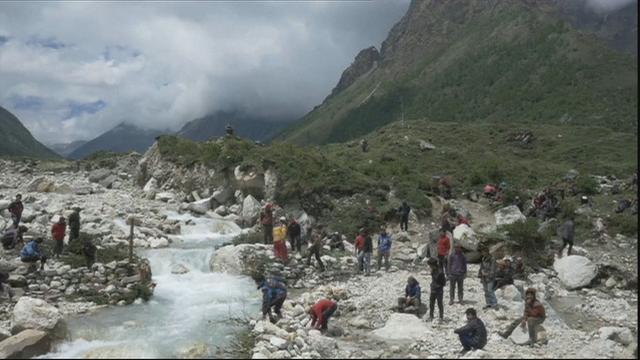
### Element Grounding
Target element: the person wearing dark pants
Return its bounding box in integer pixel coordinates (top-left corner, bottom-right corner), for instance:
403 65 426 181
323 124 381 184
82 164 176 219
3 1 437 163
20 238 47 271
398 201 411 231
437 230 450 275
260 204 274 245
68 207 81 243
558 218 575 257
51 216 66 257
499 288 546 346
377 229 392 271
308 299 338 332
306 232 325 271
288 219 302 253
428 258 446 321
454 308 487 354
8 194 23 227
448 245 467 305
258 276 287 323
478 245 497 309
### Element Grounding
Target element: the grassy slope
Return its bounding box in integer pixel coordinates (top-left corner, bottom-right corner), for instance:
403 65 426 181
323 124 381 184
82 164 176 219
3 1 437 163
280 1 637 145
0 106 60 159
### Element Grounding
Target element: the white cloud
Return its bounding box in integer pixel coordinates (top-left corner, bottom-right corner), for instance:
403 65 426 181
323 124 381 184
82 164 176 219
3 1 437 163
0 1 410 143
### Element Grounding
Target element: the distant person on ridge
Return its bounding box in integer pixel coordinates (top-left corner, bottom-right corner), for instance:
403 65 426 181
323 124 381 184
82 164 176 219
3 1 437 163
398 201 411 231
454 308 487 354
360 138 368 152
51 215 67 258
260 203 274 245
8 194 24 227
225 123 234 136
273 216 288 263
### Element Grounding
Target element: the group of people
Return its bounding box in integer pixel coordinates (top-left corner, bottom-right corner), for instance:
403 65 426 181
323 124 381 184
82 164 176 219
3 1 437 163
1 194 95 272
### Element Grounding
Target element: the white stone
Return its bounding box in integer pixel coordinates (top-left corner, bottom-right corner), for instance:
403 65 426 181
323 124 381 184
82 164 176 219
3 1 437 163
553 255 597 290
371 313 432 341
269 336 289 350
155 192 175 202
497 285 522 302
306 330 337 357
598 327 634 346
171 264 190 275
494 205 526 227
187 197 213 215
242 195 262 224
149 237 169 249
11 297 65 338
453 224 479 251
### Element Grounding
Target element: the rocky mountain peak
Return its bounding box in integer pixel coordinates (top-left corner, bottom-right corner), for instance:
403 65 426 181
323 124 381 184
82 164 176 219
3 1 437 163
328 46 380 99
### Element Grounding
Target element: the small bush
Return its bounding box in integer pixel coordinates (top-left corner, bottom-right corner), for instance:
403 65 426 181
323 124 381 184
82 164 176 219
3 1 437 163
576 176 599 195
607 214 638 237
501 218 552 267
558 200 577 220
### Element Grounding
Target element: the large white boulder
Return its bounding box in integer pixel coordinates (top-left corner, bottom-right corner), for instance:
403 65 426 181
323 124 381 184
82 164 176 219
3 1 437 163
497 284 522 302
371 313 432 341
210 243 271 275
0 329 51 359
495 205 526 227
598 327 634 346
242 195 262 224
0 200 10 211
142 178 158 199
212 187 234 204
187 197 213 215
553 255 597 290
11 297 66 339
453 224 479 251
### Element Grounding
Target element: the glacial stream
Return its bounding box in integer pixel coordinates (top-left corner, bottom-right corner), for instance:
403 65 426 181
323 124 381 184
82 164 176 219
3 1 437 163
42 212 261 358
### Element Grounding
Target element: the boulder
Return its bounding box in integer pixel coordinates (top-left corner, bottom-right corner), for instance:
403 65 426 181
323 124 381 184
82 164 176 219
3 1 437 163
149 237 169 248
371 313 432 341
307 330 337 357
497 284 522 302
598 327 634 346
242 195 262 224
26 177 56 193
453 224 478 251
11 297 66 339
495 205 526 227
264 168 278 201
0 199 11 211
187 197 213 215
419 140 436 151
391 232 411 243
553 255 597 290
214 205 229 216
88 169 111 183
210 244 271 276
509 325 546 345
99 175 118 189
269 336 289 350
155 192 175 202
0 329 51 359
171 264 190 275
8 274 27 288
142 178 158 199
176 342 209 358
212 187 234 204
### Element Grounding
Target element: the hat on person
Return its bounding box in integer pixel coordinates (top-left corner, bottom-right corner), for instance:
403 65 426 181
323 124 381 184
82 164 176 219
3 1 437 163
280 216 286 222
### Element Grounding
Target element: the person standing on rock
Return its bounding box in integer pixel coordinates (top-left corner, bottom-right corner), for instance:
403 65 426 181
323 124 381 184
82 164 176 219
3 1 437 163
51 215 67 258
354 229 366 273
454 308 487 354
8 194 24 227
376 228 392 271
437 230 451 275
499 288 546 346
448 245 467 305
428 258 446 322
273 216 289 263
398 276 421 315
260 204 274 245
288 218 302 253
68 206 81 243
306 229 325 272
557 217 575 257
20 237 47 271
398 201 411 231
308 298 338 332
478 245 498 310
1 225 27 250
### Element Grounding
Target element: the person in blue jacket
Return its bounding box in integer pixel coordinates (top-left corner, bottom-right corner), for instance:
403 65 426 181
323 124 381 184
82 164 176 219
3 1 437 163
398 276 421 315
20 237 47 270
377 228 392 271
258 275 288 323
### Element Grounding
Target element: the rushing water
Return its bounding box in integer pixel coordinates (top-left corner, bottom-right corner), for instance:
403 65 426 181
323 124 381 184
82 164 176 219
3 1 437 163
42 212 261 358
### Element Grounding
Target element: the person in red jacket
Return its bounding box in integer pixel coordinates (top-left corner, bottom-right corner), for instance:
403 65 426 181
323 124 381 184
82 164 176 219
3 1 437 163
307 299 338 332
437 230 451 275
51 216 67 257
499 287 546 346
456 214 470 226
354 229 365 273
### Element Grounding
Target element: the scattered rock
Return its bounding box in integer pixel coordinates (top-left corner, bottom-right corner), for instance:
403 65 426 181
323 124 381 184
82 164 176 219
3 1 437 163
553 255 597 290
494 205 526 227
0 329 51 359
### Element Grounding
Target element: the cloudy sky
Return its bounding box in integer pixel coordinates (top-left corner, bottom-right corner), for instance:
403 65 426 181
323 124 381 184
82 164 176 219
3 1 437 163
0 1 410 144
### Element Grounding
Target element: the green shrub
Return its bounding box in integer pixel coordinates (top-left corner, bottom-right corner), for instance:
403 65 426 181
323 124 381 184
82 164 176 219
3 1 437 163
576 176 599 195
607 214 638 237
501 218 552 267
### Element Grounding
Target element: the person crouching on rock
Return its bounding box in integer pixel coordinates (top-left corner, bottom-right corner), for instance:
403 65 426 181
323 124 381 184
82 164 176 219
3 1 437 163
398 276 421 315
20 237 47 271
454 308 487 354
258 275 287 323
499 287 546 346
1 225 28 250
273 216 289 263
308 298 338 333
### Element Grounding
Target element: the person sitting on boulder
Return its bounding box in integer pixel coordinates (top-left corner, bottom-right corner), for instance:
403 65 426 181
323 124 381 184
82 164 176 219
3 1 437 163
495 257 514 289
427 258 446 322
499 287 546 346
8 194 24 227
288 218 302 253
1 225 28 250
398 276 421 315
454 308 487 354
273 216 289 263
51 215 67 258
20 237 47 271
258 275 288 323
329 232 344 251
308 298 338 332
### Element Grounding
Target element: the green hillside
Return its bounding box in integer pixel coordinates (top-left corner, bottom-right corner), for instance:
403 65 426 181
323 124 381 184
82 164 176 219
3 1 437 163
0 106 60 159
280 0 637 145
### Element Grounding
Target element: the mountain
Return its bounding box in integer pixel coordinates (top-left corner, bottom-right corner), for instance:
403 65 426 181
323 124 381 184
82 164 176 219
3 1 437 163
279 0 637 145
68 123 166 160
48 140 88 158
177 110 294 142
0 106 60 159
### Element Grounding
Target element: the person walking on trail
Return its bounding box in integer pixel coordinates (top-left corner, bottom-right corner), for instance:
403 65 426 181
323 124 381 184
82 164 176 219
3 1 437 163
448 245 467 305
8 194 24 227
478 245 498 310
258 275 287 323
398 201 411 231
398 276 421 315
308 299 338 332
437 230 451 275
20 237 47 271
499 288 546 346
428 258 446 322
51 216 67 258
273 217 288 263
306 230 325 271
68 206 81 243
377 228 392 271
260 204 274 245
557 217 575 257
288 218 302 253
1 225 27 250
454 308 487 354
